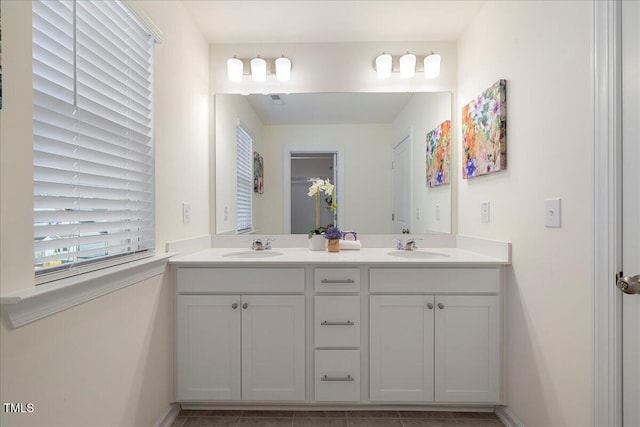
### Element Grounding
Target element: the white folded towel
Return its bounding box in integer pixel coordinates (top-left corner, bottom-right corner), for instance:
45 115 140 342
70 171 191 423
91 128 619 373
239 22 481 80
339 240 362 250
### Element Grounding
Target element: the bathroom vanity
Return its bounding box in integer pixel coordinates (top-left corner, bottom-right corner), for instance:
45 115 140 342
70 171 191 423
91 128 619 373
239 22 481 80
170 241 509 409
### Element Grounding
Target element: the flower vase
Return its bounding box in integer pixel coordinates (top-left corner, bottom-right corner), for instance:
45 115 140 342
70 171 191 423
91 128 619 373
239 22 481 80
327 239 340 253
308 234 326 251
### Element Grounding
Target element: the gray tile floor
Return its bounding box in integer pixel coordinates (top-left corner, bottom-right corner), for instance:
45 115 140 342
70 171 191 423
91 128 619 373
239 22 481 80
172 410 504 427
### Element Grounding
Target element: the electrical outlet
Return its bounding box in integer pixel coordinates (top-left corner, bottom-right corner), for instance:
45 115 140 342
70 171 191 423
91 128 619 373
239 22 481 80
182 202 191 224
416 207 421 220
481 201 490 224
224 206 228 221
436 205 441 221
545 198 561 227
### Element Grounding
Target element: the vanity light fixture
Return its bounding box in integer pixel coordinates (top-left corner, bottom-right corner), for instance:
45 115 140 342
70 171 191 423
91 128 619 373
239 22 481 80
373 51 442 79
226 55 293 82
424 52 441 79
399 52 416 79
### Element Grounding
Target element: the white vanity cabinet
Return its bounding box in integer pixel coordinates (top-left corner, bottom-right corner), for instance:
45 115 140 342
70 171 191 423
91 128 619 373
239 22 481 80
177 268 306 402
369 268 501 404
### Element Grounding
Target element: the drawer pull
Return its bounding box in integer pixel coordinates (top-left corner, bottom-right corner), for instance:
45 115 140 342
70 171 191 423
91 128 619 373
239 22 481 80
321 320 355 326
321 375 354 382
320 279 355 284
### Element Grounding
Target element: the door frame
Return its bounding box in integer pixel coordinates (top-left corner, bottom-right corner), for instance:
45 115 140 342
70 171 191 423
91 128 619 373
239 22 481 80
391 127 413 233
593 0 623 425
283 145 345 234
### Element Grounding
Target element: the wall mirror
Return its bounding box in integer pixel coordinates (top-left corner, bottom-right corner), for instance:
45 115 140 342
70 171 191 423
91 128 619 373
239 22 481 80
215 92 452 235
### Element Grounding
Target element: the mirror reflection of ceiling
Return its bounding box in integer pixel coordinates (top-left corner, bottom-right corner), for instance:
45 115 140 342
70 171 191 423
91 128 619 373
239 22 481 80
183 1 487 43
245 93 414 125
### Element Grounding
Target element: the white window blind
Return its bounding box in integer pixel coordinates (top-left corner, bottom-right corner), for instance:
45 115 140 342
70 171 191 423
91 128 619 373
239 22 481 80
33 0 156 280
236 125 253 233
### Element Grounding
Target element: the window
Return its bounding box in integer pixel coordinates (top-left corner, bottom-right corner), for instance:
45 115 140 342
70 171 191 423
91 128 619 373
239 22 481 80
236 124 253 233
32 0 156 282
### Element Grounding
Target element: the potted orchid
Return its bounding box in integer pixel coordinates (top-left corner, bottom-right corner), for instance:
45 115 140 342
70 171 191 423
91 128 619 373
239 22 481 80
324 226 342 253
307 178 337 251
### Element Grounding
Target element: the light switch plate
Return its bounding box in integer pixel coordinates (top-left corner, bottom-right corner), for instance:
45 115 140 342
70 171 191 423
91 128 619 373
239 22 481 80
182 202 191 224
545 198 561 227
481 201 490 224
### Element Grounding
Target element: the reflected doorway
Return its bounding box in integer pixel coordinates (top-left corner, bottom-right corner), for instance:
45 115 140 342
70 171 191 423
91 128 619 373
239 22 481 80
283 146 345 234
290 153 337 234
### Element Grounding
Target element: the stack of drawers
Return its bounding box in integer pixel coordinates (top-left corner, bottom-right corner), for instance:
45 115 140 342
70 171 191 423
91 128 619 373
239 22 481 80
313 268 361 402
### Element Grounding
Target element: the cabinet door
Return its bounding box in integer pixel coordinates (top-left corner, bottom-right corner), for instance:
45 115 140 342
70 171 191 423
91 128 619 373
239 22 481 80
241 295 305 401
177 295 241 401
370 295 435 401
434 295 500 402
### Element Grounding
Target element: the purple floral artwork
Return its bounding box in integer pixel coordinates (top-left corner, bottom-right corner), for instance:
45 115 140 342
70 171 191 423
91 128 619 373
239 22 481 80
462 79 507 179
426 120 451 187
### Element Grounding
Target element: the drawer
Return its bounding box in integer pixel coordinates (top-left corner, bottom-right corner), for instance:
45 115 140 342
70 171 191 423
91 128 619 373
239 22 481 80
370 268 500 294
315 350 360 402
314 296 360 347
314 268 360 292
177 268 305 293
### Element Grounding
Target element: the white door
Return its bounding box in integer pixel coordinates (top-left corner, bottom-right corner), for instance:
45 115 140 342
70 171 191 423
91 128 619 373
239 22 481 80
392 133 412 234
241 295 305 401
434 295 500 403
177 295 241 401
369 295 434 401
622 2 640 425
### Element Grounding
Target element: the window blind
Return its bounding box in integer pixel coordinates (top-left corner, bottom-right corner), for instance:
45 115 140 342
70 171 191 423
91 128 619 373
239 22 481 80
33 0 155 279
236 125 253 233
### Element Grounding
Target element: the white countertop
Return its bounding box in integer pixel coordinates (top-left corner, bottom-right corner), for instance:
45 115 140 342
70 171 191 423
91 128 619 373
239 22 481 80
169 247 510 266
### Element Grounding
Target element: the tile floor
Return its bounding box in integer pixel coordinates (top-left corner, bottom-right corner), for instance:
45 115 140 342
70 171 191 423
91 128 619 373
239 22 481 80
172 410 505 427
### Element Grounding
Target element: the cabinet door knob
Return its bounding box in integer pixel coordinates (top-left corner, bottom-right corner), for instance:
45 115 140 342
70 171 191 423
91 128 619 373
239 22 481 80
437 303 445 309
426 303 434 310
231 303 238 309
242 303 248 309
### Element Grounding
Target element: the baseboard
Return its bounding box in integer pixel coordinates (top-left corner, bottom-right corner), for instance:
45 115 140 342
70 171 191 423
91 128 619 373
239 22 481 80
495 406 525 427
154 403 181 427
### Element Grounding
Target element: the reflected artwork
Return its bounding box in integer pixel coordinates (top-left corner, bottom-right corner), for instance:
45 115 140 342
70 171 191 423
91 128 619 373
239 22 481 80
253 151 264 194
462 79 507 179
426 119 451 187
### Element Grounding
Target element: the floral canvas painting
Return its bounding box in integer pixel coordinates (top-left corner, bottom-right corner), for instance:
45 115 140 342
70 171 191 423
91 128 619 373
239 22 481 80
462 79 507 179
426 119 451 187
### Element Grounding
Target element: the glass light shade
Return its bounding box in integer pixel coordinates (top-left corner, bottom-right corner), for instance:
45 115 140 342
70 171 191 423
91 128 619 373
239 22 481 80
251 57 267 82
375 53 392 79
399 53 416 78
227 57 243 82
424 53 441 79
275 56 292 81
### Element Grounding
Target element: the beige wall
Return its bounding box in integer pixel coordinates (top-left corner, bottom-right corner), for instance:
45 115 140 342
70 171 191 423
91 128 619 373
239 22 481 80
392 92 452 234
457 1 592 425
262 123 393 233
0 1 210 425
0 274 172 427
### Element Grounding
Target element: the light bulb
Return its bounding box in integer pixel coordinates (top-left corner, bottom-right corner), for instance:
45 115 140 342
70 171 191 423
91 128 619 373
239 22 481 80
399 53 416 79
424 53 441 79
227 57 243 82
275 56 291 81
375 53 392 79
251 57 267 82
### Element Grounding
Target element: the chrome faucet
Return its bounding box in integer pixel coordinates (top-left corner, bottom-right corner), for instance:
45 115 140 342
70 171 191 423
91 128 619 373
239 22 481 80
396 238 420 251
251 238 273 251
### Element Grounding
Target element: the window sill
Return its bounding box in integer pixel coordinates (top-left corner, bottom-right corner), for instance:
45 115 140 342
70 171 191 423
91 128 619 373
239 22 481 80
0 253 175 329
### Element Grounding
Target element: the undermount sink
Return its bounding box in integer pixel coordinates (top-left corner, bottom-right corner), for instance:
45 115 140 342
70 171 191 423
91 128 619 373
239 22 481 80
222 250 284 258
387 250 450 259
